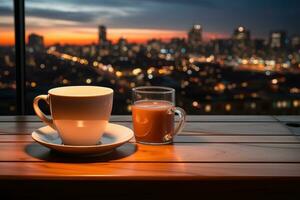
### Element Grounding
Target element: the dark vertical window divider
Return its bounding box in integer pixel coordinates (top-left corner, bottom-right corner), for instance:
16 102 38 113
13 0 26 115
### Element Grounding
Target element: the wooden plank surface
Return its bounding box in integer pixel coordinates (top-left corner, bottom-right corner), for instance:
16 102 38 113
0 115 276 122
0 121 293 136
1 135 299 143
274 116 300 122
0 162 299 180
181 122 292 136
1 115 298 122
0 115 299 183
0 142 299 163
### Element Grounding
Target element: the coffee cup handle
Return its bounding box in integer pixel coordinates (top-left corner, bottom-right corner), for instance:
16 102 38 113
33 95 56 130
164 107 186 142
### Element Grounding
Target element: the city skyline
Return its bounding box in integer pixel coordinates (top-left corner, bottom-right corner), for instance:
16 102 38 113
1 0 300 46
2 24 299 47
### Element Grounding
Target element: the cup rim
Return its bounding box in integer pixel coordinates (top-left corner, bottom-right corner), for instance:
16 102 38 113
132 86 175 94
48 86 113 97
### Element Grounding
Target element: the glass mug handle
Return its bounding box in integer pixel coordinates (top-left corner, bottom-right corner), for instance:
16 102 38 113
33 95 56 130
164 107 186 142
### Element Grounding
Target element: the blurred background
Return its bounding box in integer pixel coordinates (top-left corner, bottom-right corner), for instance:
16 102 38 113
1 0 300 115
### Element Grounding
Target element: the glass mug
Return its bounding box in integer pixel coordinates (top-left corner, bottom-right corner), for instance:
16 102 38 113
131 86 186 144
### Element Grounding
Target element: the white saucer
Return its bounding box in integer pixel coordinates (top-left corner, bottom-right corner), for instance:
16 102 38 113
31 123 134 155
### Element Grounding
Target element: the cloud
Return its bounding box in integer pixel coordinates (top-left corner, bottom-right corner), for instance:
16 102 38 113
23 0 216 26
26 8 98 23
0 5 13 16
145 0 217 7
1 0 300 38
26 0 216 8
24 0 142 26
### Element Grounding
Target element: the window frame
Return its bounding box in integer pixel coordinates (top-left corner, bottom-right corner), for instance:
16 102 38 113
13 0 26 115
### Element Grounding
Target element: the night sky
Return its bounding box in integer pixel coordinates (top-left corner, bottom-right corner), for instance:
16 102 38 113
1 0 300 45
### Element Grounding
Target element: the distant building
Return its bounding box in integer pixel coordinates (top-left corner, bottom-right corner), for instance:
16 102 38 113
81 43 97 57
28 33 44 52
117 37 128 56
98 25 111 57
290 35 300 49
188 25 203 48
269 31 287 49
147 39 163 52
213 39 233 55
169 38 187 54
253 39 266 52
170 38 186 47
232 26 251 53
98 25 107 45
233 26 250 41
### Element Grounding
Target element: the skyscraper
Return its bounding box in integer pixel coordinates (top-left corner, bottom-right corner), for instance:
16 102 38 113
28 33 44 52
98 25 107 45
117 37 128 56
253 39 266 52
213 39 233 55
233 26 250 41
269 31 287 49
290 35 300 49
188 25 203 48
232 26 251 55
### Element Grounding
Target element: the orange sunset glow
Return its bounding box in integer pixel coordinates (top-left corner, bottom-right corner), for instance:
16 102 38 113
0 27 227 46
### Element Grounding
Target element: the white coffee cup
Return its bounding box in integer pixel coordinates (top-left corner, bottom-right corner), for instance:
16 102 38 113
33 86 113 146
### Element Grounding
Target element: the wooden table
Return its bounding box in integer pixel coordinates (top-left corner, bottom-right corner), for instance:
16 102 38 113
1 115 300 199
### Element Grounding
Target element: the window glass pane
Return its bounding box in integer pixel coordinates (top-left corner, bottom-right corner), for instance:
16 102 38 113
25 0 300 114
0 0 16 115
